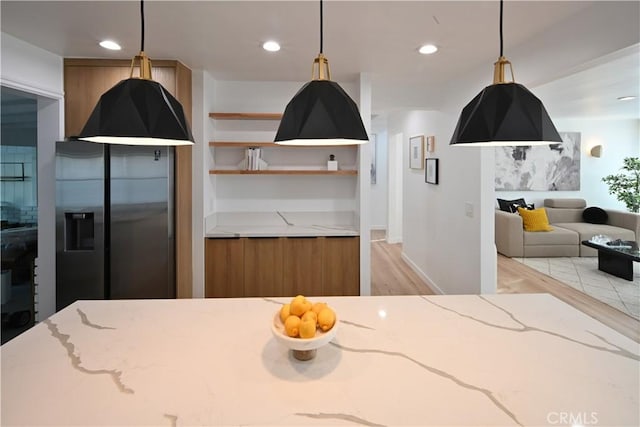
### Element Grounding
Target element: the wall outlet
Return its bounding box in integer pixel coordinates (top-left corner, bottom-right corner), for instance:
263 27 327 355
465 202 474 218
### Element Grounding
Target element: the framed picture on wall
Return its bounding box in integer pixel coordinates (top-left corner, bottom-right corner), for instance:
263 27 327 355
426 158 439 184
409 135 424 169
426 135 435 153
370 134 377 184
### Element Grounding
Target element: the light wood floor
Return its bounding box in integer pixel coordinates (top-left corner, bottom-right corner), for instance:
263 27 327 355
370 231 639 343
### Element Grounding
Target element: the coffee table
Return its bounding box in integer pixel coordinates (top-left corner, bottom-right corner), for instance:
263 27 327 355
581 240 640 281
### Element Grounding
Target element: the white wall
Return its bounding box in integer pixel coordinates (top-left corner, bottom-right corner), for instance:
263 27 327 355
370 116 388 230
496 118 640 211
387 132 403 244
1 32 64 320
387 110 495 295
209 79 360 213
190 69 218 298
357 73 372 296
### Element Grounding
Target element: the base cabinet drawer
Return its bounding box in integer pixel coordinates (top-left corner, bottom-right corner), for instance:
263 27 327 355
205 236 359 297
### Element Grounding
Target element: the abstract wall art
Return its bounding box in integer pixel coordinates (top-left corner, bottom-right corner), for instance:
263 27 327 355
495 132 581 191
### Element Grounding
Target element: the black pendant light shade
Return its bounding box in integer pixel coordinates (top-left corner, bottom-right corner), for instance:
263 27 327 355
275 80 369 145
450 82 562 146
78 78 193 146
78 0 193 146
450 0 560 147
275 0 368 146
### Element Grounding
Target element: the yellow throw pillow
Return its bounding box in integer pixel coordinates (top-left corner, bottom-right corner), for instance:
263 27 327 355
517 207 554 232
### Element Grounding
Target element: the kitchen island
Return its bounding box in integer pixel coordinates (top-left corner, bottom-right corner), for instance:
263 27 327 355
1 294 638 426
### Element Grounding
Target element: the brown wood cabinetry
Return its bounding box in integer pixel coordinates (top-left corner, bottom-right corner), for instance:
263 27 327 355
283 237 323 297
204 238 244 298
205 236 359 298
244 237 284 297
63 58 193 298
322 237 360 296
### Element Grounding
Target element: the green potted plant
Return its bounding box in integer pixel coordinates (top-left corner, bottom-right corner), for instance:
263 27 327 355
602 157 640 213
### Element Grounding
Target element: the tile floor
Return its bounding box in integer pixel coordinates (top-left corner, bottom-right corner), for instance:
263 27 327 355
515 257 640 320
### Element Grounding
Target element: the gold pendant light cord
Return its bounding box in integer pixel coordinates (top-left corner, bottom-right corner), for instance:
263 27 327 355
130 0 153 80
312 0 331 81
493 0 514 84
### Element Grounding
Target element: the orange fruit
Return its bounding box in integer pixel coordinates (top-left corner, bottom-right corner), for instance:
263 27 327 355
290 298 311 317
299 319 317 339
317 307 336 332
284 315 301 337
301 310 317 324
279 304 291 323
312 302 327 315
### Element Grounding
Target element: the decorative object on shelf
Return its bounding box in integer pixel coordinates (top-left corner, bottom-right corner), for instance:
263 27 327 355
327 154 338 171
409 135 424 170
78 0 193 146
602 157 640 213
495 132 581 191
209 112 358 175
426 135 435 153
274 0 368 146
426 158 439 184
449 0 561 147
590 145 603 158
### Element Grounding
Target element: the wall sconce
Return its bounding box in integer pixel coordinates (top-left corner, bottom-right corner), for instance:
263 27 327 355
590 145 603 158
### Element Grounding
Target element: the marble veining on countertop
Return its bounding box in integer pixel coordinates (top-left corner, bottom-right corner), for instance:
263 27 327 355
1 294 638 426
205 211 359 237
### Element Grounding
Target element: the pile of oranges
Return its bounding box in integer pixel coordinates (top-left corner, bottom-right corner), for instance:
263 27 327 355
279 295 336 339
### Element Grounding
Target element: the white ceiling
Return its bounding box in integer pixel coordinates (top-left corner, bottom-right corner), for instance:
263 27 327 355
1 1 639 118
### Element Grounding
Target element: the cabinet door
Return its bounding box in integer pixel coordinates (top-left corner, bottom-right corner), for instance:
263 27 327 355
64 65 130 137
205 238 244 298
244 237 284 297
322 237 360 296
283 237 323 297
64 61 178 138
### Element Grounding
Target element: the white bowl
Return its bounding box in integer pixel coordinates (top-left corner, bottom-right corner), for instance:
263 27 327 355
271 311 338 352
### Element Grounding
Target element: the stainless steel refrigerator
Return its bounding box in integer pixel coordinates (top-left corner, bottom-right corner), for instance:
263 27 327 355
55 141 175 310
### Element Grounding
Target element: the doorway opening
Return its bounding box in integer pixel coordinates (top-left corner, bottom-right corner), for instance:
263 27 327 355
1 86 38 343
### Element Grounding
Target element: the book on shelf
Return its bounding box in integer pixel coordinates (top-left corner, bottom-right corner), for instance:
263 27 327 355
237 148 268 171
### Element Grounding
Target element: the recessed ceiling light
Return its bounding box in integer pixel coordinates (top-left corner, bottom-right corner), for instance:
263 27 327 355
418 44 438 55
99 40 121 51
262 41 281 52
617 96 637 101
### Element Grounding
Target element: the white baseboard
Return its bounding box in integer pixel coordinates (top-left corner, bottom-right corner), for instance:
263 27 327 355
387 235 402 244
400 252 444 295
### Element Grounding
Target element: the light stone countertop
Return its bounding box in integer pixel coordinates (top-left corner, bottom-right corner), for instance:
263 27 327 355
1 294 638 426
205 211 359 237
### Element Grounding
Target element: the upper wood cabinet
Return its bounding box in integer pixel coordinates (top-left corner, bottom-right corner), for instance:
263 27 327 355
64 59 192 137
63 58 193 298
